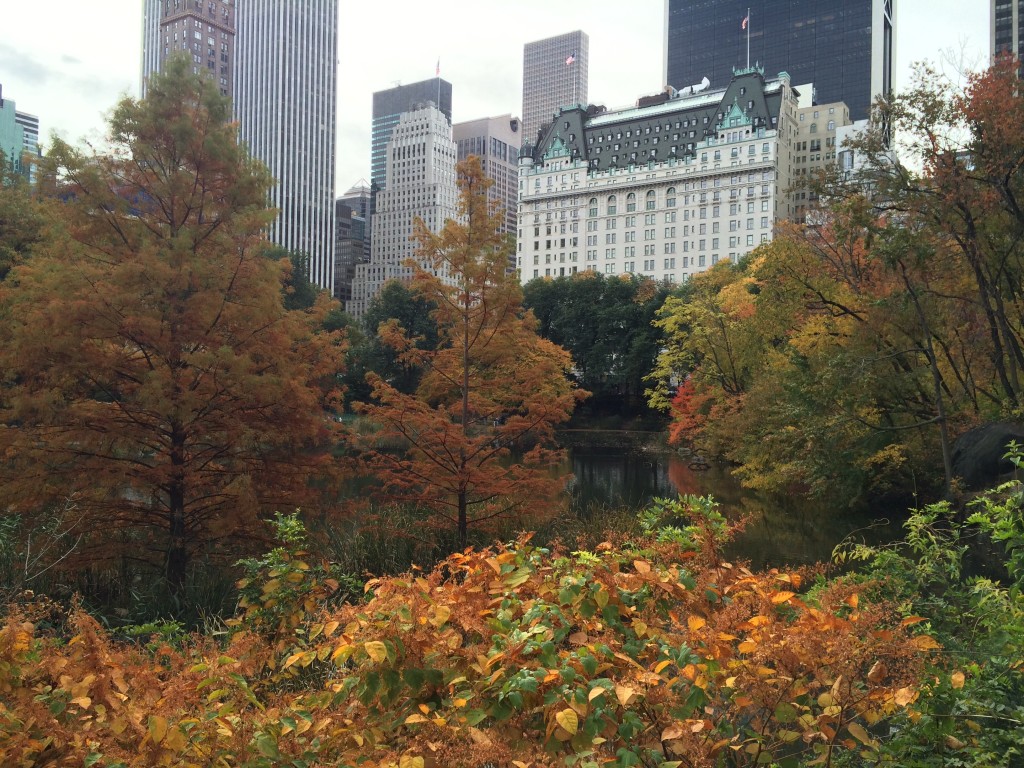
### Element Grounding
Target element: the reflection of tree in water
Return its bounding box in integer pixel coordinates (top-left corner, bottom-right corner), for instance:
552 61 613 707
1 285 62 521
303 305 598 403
563 435 900 569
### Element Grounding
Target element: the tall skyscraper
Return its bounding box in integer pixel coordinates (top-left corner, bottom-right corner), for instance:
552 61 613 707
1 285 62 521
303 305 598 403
140 0 236 99
371 78 453 193
234 1 338 290
522 31 589 146
992 0 1024 60
453 115 522 236
663 0 894 121
348 105 459 318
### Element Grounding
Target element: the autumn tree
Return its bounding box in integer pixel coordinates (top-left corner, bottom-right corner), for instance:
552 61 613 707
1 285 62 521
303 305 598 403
355 157 584 547
0 57 346 593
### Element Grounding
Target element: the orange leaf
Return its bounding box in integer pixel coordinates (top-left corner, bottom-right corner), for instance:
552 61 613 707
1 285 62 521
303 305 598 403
687 615 707 632
771 591 796 604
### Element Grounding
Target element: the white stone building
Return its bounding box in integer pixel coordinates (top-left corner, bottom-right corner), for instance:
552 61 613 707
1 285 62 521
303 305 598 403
517 67 800 285
347 105 459 318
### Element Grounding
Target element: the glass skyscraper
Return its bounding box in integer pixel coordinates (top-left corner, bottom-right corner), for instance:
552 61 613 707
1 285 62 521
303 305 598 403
663 0 894 121
234 0 338 291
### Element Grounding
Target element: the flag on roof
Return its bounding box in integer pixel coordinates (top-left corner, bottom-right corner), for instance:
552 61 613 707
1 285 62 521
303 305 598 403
741 15 748 29
565 51 576 66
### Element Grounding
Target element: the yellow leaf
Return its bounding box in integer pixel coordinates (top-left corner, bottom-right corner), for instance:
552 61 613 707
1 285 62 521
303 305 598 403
399 756 425 768
556 708 579 735
894 687 917 706
430 605 451 628
847 722 873 745
951 671 965 689
331 644 354 664
661 723 685 741
589 686 607 702
405 714 429 724
149 715 168 745
687 615 706 632
283 651 306 670
771 591 796 604
912 635 941 651
364 641 388 663
654 660 672 674
615 684 637 706
324 620 340 637
163 725 188 751
633 559 651 574
633 620 648 637
70 696 92 710
738 640 757 654
453 698 468 708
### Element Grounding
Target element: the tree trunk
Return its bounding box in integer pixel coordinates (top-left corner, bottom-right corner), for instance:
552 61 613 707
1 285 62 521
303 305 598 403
166 425 188 594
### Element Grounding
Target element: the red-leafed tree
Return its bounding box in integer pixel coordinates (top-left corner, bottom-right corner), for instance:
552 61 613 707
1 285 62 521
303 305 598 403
0 57 346 592
356 158 585 547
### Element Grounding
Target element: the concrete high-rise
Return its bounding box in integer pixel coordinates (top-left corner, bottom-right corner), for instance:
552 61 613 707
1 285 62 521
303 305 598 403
140 0 236 98
234 1 338 290
522 31 589 146
453 115 522 236
371 78 453 193
663 0 894 121
992 0 1024 60
348 105 459 318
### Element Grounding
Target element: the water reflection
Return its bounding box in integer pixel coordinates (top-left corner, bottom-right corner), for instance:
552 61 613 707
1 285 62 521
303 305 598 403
559 432 902 570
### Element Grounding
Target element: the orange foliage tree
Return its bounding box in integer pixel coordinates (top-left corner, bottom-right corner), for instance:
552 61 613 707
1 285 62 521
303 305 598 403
355 157 585 547
0 58 345 591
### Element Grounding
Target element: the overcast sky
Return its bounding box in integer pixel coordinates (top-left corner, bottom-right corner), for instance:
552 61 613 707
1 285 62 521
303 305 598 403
1 1 989 195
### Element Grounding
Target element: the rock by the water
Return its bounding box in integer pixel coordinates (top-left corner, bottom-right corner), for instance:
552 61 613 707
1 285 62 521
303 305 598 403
951 421 1024 490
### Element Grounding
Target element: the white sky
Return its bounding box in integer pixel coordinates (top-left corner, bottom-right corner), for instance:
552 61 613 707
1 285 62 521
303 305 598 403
0 1 989 195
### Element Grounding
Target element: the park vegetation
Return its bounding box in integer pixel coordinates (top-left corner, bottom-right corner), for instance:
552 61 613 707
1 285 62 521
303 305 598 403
1 57 1024 767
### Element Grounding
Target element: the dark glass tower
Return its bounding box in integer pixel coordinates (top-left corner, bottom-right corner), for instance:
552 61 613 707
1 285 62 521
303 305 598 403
664 0 894 121
991 0 1024 62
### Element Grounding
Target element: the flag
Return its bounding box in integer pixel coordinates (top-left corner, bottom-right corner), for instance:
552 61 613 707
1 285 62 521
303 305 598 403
741 15 748 30
565 51 576 66
435 58 440 76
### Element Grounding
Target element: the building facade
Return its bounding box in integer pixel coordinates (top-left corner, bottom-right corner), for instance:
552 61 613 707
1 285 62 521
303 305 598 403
522 30 589 146
234 0 338 290
334 182 372 301
140 0 236 98
663 0 894 122
371 78 453 193
517 68 797 285
453 115 522 235
791 100 852 223
992 0 1024 60
0 85 39 182
347 106 459 318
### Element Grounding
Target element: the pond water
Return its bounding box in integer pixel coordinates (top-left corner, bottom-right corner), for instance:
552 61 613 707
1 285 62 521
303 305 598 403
559 431 903 570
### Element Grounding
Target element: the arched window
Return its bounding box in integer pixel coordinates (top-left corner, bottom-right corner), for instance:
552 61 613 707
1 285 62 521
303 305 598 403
810 123 818 134
626 192 637 212
646 190 657 210
588 197 598 217
607 195 617 215
666 187 677 207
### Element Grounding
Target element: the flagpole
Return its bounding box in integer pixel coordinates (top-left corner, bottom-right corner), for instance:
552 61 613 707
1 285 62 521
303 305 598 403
746 8 750 69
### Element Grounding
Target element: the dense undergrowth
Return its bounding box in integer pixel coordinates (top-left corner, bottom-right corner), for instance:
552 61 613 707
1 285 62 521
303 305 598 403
4 485 1021 768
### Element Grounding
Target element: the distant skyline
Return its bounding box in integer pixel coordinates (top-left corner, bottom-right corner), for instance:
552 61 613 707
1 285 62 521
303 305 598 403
0 1 990 195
